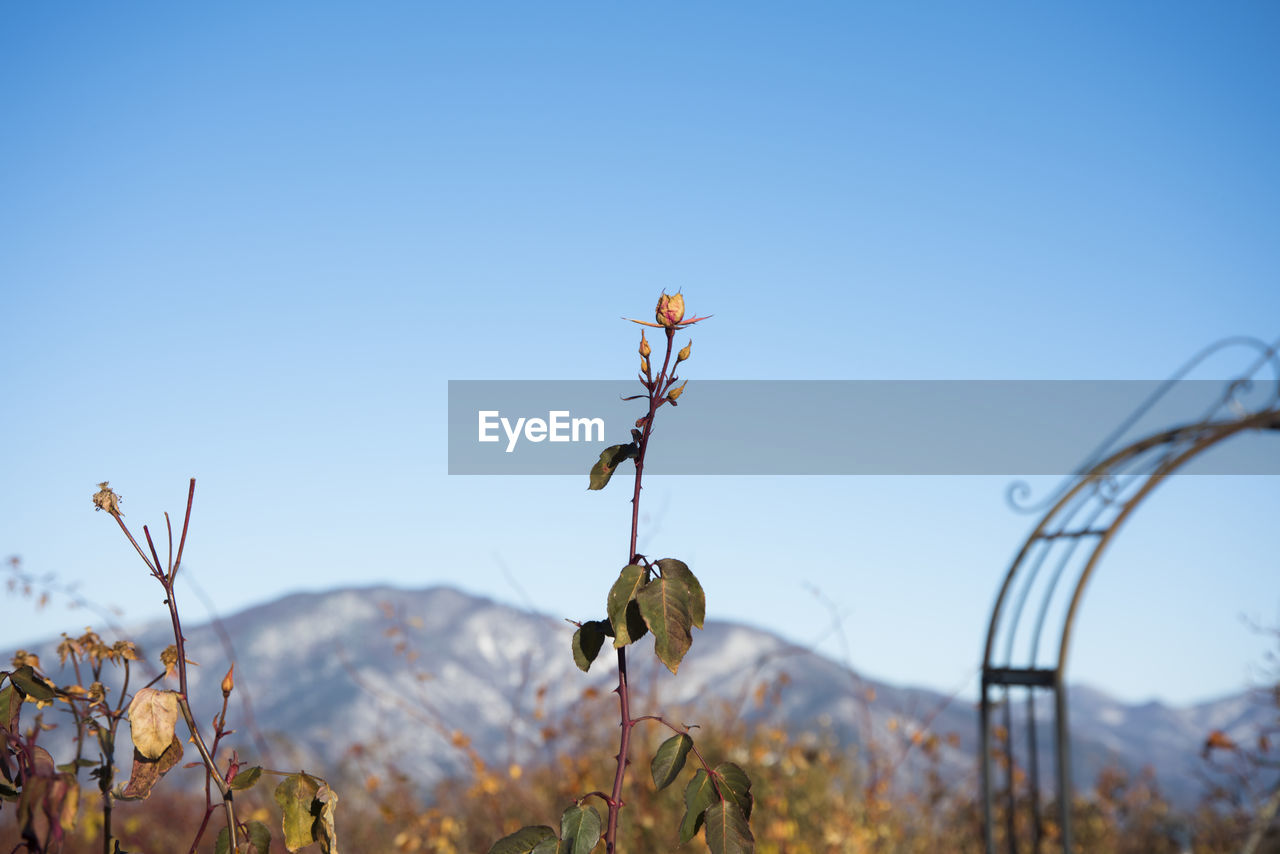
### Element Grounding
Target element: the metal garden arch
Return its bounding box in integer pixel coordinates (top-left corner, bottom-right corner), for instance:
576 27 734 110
979 337 1280 854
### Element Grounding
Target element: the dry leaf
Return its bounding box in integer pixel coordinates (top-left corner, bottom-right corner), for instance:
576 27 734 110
127 688 179 759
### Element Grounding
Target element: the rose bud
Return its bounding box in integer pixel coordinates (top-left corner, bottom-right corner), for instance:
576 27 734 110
655 292 685 328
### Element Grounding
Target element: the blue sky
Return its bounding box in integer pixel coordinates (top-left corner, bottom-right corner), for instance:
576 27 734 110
2 2 1278 706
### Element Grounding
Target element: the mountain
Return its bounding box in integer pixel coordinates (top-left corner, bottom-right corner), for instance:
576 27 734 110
9 585 1276 807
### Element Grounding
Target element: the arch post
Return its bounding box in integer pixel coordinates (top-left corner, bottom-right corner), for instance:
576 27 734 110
978 338 1280 853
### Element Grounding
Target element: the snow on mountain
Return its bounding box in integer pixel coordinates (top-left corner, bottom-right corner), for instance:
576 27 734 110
9 585 1275 807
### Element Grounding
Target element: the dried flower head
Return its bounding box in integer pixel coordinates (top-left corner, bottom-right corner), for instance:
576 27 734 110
92 482 122 516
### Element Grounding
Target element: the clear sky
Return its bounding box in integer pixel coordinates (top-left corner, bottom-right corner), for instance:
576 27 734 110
2 2 1278 706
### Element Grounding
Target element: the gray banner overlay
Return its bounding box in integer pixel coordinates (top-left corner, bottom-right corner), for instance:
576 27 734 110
448 381 1280 475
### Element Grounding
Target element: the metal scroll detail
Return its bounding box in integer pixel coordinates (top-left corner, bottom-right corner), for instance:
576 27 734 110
1004 335 1280 514
979 336 1280 854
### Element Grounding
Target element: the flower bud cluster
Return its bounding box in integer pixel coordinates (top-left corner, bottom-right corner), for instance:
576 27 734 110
625 291 706 410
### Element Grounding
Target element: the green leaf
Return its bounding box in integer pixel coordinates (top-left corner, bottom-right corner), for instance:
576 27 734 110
650 733 692 791
571 621 608 673
704 802 753 854
96 727 114 758
220 823 270 854
529 840 560 854
273 772 336 853
620 602 647 647
56 759 99 772
246 821 272 854
487 826 557 854
636 576 694 673
655 558 705 629
274 773 319 851
588 444 633 490
680 769 716 843
559 804 602 854
714 762 754 820
1 682 21 732
10 665 56 702
607 565 648 648
230 765 263 791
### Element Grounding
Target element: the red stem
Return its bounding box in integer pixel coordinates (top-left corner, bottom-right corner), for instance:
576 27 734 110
605 327 677 854
165 512 174 574
172 478 196 581
114 480 238 853
143 526 164 580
